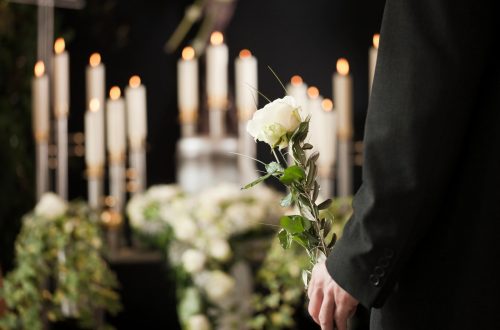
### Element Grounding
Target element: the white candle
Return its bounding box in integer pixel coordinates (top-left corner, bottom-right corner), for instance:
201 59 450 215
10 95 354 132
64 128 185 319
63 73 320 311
318 98 337 167
206 31 228 109
86 53 105 108
106 86 126 158
286 75 309 118
177 47 199 116
369 34 380 94
333 58 353 140
235 49 258 121
32 61 50 141
85 98 105 167
53 38 69 118
307 86 323 152
125 75 147 149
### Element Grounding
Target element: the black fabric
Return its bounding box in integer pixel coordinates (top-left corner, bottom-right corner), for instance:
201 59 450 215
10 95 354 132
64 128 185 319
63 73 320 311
326 0 500 328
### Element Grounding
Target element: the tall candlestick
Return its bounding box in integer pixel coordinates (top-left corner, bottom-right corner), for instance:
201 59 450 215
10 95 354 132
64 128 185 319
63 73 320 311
125 75 147 194
85 98 104 209
318 98 337 199
177 46 199 137
369 34 380 94
53 38 69 200
107 86 126 212
307 86 323 153
235 49 259 183
286 75 309 118
206 31 228 139
333 58 353 197
32 61 50 200
86 53 106 108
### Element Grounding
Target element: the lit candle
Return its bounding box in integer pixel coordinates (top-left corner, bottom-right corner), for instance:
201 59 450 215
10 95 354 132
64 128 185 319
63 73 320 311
286 75 309 117
333 58 353 197
206 31 228 109
318 98 337 167
177 46 199 137
32 61 49 141
85 98 105 168
369 34 380 94
86 53 105 109
106 86 126 159
125 75 147 150
307 86 323 152
235 49 258 121
333 58 353 140
53 38 69 118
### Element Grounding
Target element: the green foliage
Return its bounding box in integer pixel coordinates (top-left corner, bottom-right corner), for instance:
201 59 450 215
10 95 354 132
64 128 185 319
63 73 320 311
0 202 121 329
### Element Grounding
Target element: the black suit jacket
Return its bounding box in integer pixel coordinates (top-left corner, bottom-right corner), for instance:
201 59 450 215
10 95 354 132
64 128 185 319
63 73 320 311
327 0 500 328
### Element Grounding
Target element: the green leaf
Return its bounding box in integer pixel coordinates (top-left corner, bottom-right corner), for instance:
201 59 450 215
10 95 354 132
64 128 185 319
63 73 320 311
298 200 316 222
280 193 293 207
292 233 309 249
280 215 306 234
290 120 309 144
312 181 320 202
292 142 307 165
306 161 318 189
241 173 272 189
307 151 320 164
317 199 333 210
265 161 283 174
280 166 305 185
302 143 313 150
278 229 291 249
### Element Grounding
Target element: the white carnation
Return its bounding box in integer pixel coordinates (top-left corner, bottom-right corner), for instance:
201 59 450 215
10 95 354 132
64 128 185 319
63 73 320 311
171 216 198 242
181 249 206 273
187 314 211 330
34 192 67 219
203 271 235 303
146 184 181 202
246 96 302 149
208 239 232 262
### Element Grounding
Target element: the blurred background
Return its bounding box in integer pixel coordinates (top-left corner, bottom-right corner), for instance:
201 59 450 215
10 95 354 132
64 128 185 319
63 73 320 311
0 0 385 328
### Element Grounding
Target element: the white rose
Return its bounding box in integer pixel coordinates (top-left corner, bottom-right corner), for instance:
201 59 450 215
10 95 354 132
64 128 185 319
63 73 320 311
187 314 211 330
34 192 67 219
246 96 302 149
181 249 206 273
208 239 232 262
204 271 235 303
171 216 198 242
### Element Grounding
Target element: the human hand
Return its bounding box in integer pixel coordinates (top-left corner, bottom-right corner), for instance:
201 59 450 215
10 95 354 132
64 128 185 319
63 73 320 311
307 262 359 330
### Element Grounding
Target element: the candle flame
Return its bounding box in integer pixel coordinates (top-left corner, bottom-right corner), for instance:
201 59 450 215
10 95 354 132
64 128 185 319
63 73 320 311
54 38 65 54
307 86 319 99
89 98 100 112
210 31 224 46
322 98 334 112
336 58 350 76
89 53 101 67
110 86 121 100
239 49 252 58
34 61 45 77
182 46 195 60
129 75 141 88
373 33 380 49
291 75 303 86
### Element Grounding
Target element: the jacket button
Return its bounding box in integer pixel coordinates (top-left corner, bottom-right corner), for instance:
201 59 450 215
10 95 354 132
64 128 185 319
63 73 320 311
369 274 381 287
384 249 395 258
374 266 385 277
379 257 390 268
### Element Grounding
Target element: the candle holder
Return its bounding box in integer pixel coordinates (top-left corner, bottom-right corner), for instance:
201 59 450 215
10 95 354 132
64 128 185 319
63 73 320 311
337 134 353 198
56 116 68 200
237 117 258 185
87 165 104 210
129 144 147 195
179 109 198 138
109 153 126 212
35 133 50 200
101 208 123 258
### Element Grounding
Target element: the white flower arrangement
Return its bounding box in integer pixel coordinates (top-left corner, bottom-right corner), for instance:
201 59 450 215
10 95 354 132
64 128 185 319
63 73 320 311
128 183 282 329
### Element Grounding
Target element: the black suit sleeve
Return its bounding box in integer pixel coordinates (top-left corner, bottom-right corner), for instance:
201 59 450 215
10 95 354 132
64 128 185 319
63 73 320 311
326 0 494 308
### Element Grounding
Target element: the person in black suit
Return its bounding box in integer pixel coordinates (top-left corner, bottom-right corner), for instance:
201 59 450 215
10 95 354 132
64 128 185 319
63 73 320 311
308 0 500 329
